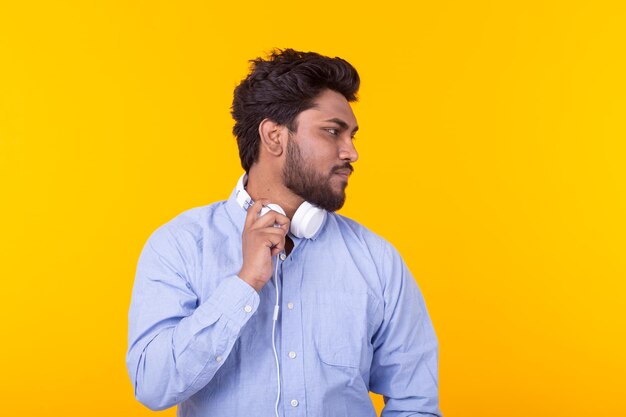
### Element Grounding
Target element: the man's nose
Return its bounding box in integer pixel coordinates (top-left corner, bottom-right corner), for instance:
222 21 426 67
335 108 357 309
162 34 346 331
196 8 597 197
339 137 359 163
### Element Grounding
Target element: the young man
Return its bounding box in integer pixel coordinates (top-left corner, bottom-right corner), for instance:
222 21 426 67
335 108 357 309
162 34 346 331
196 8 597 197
126 49 442 417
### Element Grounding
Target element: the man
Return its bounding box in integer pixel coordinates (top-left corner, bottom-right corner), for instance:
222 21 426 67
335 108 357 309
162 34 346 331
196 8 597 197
126 49 442 417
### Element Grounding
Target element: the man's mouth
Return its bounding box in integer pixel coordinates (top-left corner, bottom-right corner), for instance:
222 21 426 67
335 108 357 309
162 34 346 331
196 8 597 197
333 165 354 178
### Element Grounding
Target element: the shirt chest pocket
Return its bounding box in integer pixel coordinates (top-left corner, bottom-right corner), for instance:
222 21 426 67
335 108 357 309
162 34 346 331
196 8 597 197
310 290 380 369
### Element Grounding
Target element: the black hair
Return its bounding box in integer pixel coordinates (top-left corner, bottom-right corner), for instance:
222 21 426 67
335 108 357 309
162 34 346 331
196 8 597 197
231 48 360 172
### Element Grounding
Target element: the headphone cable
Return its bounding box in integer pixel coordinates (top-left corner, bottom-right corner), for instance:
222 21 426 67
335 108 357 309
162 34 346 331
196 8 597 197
272 253 282 417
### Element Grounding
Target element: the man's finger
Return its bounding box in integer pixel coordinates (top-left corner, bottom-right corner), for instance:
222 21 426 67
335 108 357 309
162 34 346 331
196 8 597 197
261 227 289 240
252 210 291 232
243 199 269 229
263 234 285 251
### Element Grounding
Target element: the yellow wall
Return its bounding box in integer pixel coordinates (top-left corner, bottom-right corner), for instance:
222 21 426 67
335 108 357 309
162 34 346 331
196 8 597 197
1 1 624 415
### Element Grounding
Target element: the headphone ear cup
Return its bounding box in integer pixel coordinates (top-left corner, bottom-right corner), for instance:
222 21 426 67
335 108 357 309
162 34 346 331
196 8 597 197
291 202 327 239
260 203 286 217
260 203 287 228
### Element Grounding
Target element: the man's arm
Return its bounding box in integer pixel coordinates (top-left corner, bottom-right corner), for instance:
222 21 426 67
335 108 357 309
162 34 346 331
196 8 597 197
126 225 259 411
369 241 443 416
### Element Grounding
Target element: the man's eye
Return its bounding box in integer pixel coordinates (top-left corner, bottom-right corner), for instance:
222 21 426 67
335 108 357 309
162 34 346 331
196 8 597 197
325 128 339 136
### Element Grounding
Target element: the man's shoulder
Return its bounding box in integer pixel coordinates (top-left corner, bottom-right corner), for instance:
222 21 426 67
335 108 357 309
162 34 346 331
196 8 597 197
144 200 228 246
327 212 392 254
328 212 408 267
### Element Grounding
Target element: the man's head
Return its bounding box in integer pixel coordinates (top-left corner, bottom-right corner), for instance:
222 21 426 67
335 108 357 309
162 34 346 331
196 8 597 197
231 49 360 212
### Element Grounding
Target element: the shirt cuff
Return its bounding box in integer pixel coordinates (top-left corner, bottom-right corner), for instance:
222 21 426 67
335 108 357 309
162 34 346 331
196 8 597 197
203 275 260 329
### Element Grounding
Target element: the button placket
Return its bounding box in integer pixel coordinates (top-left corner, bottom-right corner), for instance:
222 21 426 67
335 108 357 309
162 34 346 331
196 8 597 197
279 254 306 415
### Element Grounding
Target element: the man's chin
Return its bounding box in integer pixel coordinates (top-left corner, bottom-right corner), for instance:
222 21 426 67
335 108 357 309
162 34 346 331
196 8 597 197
292 182 347 212
315 192 346 212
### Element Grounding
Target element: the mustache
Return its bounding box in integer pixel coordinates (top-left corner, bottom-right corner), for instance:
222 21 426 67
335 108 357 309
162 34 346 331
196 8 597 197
332 164 354 174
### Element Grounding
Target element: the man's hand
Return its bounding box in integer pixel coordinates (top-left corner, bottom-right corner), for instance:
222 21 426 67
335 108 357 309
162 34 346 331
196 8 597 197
238 199 290 292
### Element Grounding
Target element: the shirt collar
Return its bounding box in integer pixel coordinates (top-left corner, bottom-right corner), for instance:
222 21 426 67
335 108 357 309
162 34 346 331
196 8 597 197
224 175 327 242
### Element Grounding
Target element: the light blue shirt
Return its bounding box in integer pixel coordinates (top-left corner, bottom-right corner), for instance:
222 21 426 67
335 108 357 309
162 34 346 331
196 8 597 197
126 182 442 416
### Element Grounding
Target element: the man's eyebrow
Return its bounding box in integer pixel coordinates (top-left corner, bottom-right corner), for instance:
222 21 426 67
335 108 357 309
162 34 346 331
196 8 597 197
323 118 359 133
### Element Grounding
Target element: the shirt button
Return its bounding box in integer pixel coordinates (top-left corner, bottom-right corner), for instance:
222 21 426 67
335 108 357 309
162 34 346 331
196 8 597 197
279 253 286 261
288 351 297 359
244 305 252 313
290 399 299 407
215 355 223 363
287 302 294 310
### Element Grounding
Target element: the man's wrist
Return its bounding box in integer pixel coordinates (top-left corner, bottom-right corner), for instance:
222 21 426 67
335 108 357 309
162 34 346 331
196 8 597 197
237 272 264 292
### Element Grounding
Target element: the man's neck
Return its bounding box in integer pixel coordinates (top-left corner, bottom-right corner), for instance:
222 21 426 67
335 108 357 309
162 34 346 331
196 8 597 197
245 166 304 220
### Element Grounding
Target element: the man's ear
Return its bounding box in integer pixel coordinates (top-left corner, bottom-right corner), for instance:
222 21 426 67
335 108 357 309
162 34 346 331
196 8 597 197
258 118 285 157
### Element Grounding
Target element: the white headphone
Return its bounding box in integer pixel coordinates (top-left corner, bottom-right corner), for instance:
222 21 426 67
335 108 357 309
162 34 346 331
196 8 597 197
235 173 327 239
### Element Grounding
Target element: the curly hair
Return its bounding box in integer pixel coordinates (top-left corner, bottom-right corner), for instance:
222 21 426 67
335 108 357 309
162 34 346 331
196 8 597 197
231 48 360 172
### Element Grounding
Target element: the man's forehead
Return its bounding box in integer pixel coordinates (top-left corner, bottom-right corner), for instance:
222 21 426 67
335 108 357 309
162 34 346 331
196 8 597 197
305 90 358 126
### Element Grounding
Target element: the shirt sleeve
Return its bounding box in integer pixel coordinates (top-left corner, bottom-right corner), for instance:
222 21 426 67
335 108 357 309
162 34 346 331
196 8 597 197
369 240 443 417
125 225 260 411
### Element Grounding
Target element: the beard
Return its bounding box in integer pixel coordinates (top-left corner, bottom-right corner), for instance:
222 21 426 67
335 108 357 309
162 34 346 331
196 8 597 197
282 137 352 212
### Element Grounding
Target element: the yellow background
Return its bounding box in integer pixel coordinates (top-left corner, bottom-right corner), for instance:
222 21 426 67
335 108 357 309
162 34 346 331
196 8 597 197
1 1 624 415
